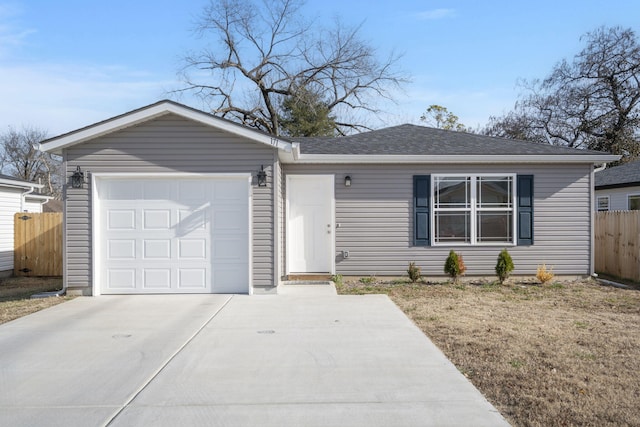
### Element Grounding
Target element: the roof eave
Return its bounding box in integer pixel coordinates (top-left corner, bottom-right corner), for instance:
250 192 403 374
39 101 292 154
0 177 45 189
281 154 621 164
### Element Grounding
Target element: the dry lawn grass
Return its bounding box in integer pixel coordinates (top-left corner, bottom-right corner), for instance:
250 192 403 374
337 277 640 427
0 276 70 325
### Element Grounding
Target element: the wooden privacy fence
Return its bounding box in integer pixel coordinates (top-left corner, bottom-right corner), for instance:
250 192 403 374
14 212 63 277
594 211 640 281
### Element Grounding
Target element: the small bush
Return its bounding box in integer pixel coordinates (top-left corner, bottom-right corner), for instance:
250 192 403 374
407 262 421 283
495 249 515 284
330 274 343 286
537 264 555 284
444 250 466 282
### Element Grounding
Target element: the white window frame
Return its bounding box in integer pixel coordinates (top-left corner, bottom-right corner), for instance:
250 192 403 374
596 196 610 211
431 173 517 246
627 193 640 210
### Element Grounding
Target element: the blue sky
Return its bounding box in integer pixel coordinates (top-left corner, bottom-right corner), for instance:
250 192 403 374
1 0 639 136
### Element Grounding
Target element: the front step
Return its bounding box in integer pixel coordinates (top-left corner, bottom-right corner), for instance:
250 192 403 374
286 274 333 281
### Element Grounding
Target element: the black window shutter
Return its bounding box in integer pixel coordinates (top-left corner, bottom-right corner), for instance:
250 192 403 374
414 175 431 246
517 175 534 245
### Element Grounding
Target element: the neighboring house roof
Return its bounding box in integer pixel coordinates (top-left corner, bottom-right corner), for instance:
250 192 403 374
39 99 619 165
595 160 640 189
0 174 45 190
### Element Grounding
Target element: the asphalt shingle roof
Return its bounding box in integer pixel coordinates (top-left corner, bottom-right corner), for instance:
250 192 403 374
595 160 640 188
291 124 610 156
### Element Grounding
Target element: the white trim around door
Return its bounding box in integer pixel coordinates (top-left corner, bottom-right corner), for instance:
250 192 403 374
286 174 335 275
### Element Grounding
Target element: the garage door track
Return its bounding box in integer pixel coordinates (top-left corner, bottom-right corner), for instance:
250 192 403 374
0 293 509 426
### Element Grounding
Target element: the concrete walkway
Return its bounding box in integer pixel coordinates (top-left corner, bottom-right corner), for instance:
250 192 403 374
0 292 509 426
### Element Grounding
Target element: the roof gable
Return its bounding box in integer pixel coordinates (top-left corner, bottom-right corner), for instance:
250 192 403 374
40 100 292 154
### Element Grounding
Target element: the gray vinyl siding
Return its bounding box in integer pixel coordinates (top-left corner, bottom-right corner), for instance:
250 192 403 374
595 186 640 210
283 163 593 277
64 113 275 294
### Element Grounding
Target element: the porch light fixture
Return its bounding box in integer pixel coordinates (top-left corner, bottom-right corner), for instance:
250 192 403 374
257 165 267 187
71 166 85 189
344 175 352 187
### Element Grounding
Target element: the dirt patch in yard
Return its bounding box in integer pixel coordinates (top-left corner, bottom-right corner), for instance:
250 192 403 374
0 277 71 325
337 277 640 427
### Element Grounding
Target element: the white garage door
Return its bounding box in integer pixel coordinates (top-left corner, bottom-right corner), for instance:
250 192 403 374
97 176 249 294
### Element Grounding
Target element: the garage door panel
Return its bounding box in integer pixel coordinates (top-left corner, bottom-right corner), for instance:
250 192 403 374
99 177 249 294
143 240 172 259
178 268 207 289
108 210 136 230
143 269 172 289
143 209 172 229
107 269 136 289
178 239 206 259
108 239 136 259
178 209 208 232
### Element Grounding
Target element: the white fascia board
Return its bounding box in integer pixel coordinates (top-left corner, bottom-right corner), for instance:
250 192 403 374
283 154 621 164
0 177 44 189
40 101 292 154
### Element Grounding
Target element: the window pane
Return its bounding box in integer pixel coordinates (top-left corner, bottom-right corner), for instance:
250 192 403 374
477 177 512 208
477 212 512 243
597 197 609 211
435 212 470 243
435 177 470 208
629 195 640 210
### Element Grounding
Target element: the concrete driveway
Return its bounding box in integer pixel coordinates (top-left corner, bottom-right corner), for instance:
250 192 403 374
0 290 509 426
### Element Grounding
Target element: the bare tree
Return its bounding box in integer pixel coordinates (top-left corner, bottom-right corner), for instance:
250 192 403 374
176 0 407 136
483 26 640 162
420 105 467 131
0 126 62 198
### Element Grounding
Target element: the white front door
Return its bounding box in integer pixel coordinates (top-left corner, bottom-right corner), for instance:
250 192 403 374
96 176 249 294
287 175 334 273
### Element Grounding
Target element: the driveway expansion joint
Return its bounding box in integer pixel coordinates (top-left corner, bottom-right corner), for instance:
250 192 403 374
103 295 234 427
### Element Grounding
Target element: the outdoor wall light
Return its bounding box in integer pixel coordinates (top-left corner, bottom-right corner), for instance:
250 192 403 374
257 165 268 187
70 166 85 189
344 175 352 187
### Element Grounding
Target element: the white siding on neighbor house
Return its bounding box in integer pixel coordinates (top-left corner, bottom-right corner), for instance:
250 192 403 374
64 113 276 294
595 186 640 211
23 199 44 213
282 163 593 277
0 188 44 272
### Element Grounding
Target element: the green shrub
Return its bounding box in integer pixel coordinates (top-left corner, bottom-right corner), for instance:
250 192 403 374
444 250 466 282
495 249 515 284
407 262 421 283
330 274 343 286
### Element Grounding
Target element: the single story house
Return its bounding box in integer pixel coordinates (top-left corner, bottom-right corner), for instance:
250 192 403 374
40 100 618 295
595 160 640 211
0 174 52 277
